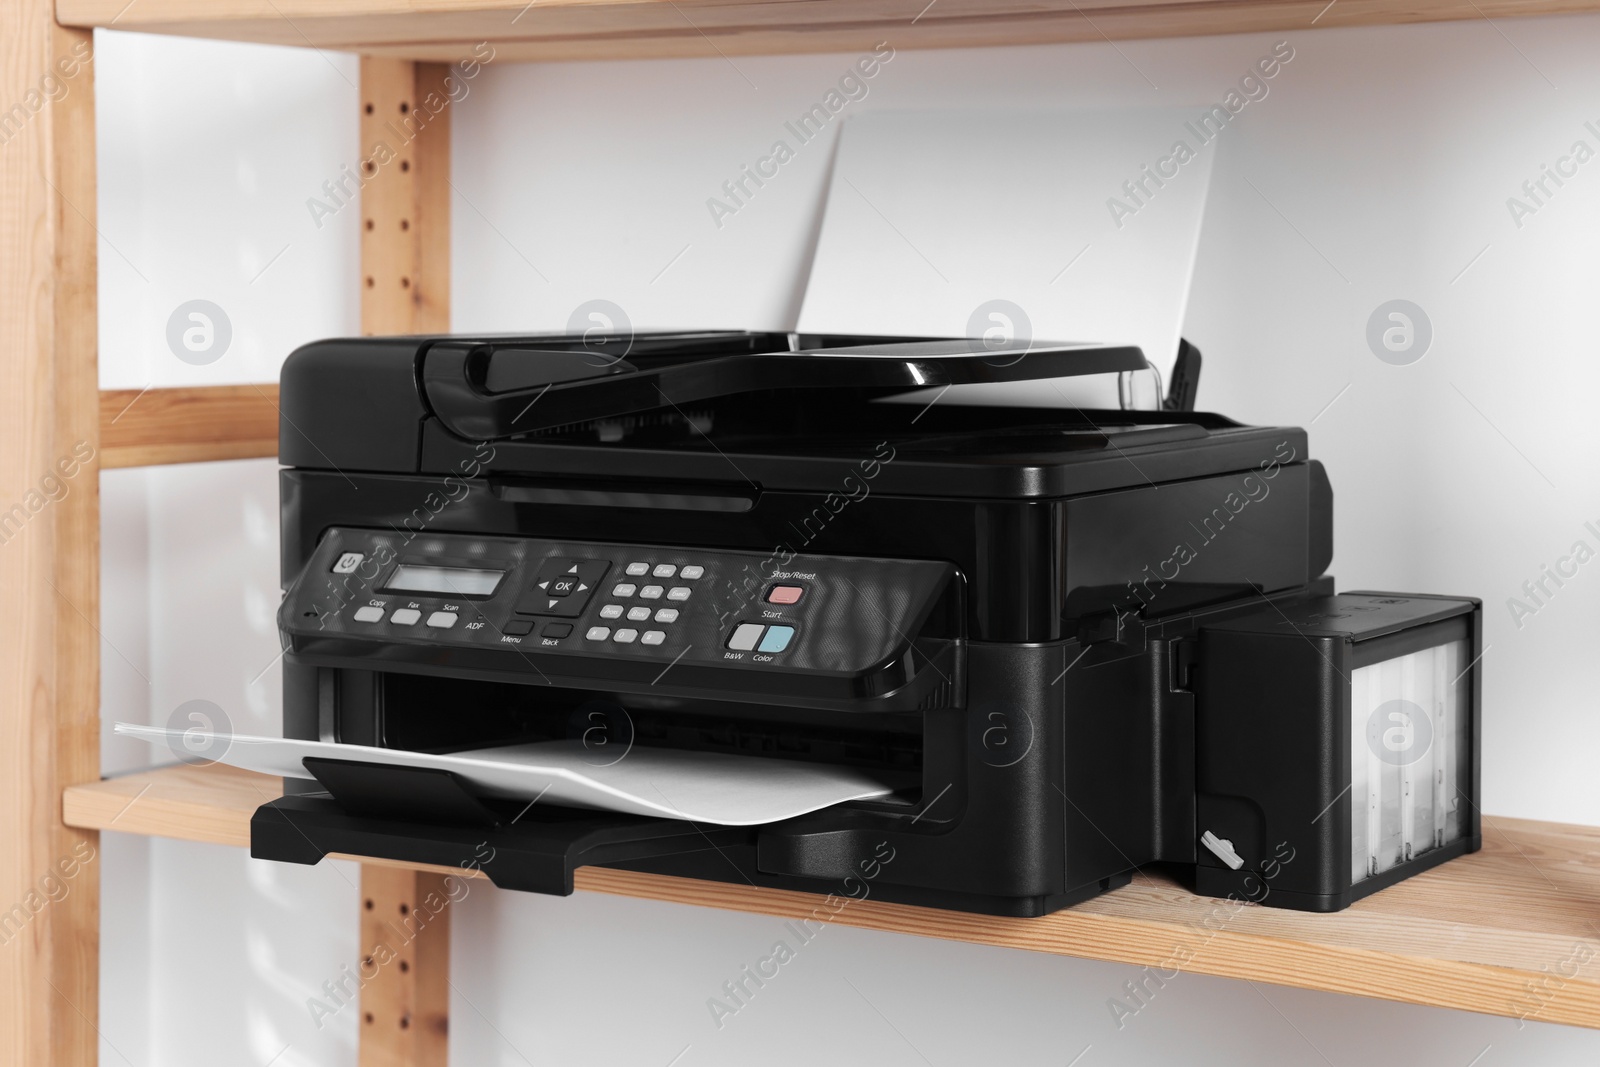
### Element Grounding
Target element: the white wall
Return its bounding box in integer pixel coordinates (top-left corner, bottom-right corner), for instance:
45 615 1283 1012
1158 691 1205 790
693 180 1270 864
95 14 1600 1066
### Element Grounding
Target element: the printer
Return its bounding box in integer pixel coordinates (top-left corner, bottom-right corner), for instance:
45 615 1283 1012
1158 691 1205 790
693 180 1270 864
258 331 1482 916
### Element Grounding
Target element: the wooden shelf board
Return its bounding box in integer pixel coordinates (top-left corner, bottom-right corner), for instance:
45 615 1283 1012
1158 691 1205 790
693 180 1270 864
99 385 278 468
65 762 1600 1028
57 1 1600 62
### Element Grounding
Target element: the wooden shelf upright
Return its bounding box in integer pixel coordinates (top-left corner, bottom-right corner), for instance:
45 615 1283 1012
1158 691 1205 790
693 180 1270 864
4 1 1600 1065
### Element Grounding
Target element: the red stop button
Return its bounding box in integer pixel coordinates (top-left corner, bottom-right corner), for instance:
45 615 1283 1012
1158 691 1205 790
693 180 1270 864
766 584 804 605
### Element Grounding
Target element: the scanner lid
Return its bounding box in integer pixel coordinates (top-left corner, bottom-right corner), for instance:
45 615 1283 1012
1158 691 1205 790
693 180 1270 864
279 331 1287 498
419 332 1149 441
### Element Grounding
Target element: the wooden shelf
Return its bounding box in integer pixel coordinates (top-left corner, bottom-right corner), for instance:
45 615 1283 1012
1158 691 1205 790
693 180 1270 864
99 385 278 468
57 0 1600 62
66 762 1600 1029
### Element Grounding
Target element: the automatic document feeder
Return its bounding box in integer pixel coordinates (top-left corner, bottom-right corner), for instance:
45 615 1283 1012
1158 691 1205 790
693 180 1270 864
255 331 1482 916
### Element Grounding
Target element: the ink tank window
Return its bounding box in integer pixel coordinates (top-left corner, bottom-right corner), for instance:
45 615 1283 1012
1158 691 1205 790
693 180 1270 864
1350 639 1473 884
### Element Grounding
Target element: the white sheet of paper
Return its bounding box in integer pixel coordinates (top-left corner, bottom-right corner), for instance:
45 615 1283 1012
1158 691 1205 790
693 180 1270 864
797 108 1216 406
114 724 895 826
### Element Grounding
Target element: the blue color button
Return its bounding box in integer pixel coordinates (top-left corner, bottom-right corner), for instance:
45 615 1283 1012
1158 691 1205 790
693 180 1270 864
758 625 795 653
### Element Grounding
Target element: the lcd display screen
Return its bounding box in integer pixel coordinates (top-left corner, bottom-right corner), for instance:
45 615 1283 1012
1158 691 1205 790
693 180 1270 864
383 564 503 597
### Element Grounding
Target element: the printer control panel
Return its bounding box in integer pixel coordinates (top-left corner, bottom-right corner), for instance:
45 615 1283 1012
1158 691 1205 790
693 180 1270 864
282 527 958 682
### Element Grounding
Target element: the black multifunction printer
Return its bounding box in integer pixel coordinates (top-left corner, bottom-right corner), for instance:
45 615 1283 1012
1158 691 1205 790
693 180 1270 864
259 332 1482 916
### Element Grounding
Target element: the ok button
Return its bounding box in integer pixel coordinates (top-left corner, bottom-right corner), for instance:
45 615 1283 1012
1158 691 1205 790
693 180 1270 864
549 576 579 596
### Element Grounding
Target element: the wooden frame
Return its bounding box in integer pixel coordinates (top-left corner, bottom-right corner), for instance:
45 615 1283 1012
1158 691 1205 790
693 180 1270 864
99 386 279 468
355 56 455 1067
52 0 1600 63
6 1 1600 1064
60 763 1600 1028
0 13 101 1066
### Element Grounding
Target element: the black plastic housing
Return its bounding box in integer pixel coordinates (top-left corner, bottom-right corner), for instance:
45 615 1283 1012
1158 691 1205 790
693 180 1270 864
1192 593 1483 911
258 332 1479 916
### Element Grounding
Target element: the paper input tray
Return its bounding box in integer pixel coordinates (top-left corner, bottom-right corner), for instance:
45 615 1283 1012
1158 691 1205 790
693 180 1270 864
251 759 753 895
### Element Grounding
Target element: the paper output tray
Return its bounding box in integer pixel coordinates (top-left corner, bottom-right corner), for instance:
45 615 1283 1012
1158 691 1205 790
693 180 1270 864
251 759 752 895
